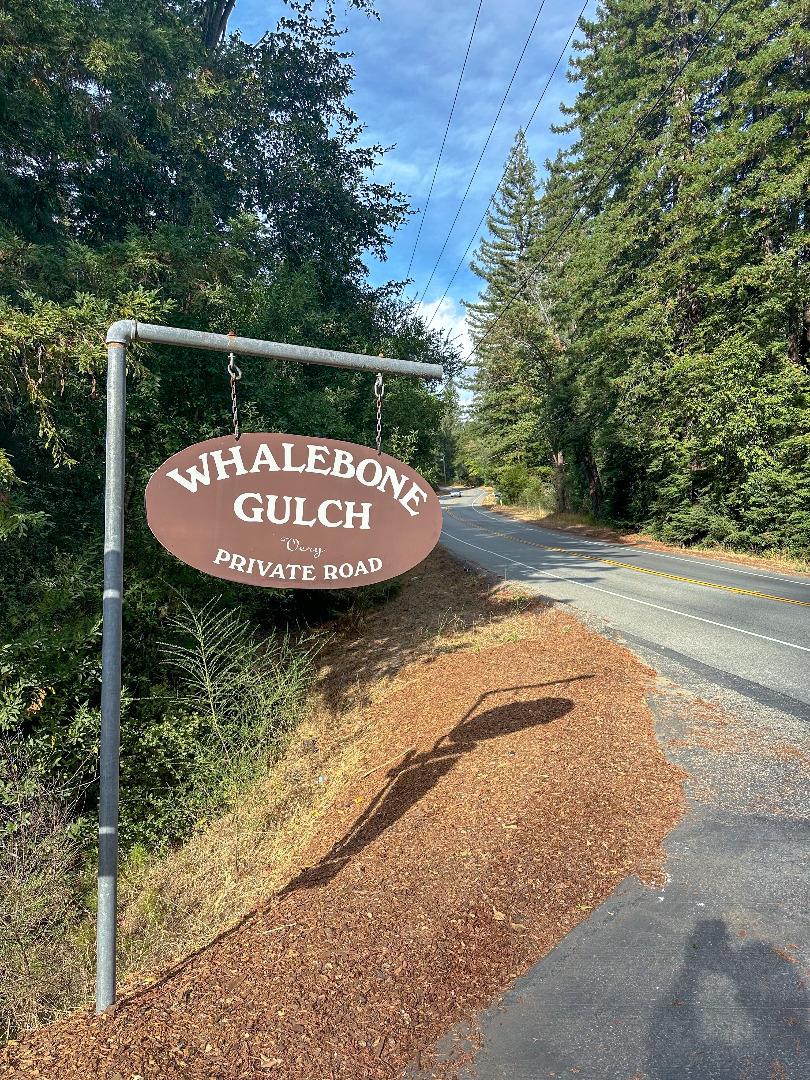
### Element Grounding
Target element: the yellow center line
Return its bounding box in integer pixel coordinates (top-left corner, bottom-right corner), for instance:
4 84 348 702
443 510 810 608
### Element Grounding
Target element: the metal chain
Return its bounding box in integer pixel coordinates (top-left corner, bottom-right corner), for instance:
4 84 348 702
374 372 384 455
228 351 242 440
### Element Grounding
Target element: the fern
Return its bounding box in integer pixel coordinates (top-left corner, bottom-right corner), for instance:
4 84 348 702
160 597 320 814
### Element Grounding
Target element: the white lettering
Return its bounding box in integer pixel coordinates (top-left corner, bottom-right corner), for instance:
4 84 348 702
400 481 428 517
378 465 408 500
301 565 315 580
233 492 264 522
249 443 280 473
293 496 316 527
324 564 338 580
214 548 230 564
331 448 355 479
356 457 384 487
281 537 322 559
338 562 353 579
282 442 306 473
209 445 247 480
230 554 247 572
344 501 372 530
306 445 331 475
265 495 293 525
369 557 382 573
317 500 344 528
166 454 212 493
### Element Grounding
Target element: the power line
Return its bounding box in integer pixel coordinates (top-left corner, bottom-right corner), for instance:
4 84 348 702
416 0 549 309
404 0 484 283
461 0 738 367
424 0 589 332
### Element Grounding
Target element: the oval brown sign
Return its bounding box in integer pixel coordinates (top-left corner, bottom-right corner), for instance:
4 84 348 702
144 433 442 589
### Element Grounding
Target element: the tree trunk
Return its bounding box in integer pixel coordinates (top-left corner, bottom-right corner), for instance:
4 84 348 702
585 451 604 516
201 1 236 51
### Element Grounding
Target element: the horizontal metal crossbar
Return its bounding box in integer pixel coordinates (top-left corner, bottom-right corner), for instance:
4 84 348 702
106 321 444 379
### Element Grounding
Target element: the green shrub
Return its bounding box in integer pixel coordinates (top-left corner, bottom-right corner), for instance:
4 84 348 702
160 596 320 824
495 464 533 504
654 503 744 548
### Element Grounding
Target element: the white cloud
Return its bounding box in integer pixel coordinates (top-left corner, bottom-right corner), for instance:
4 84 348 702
417 295 476 408
417 295 473 359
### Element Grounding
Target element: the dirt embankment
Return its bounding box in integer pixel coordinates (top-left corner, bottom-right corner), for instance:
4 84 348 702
1 549 685 1079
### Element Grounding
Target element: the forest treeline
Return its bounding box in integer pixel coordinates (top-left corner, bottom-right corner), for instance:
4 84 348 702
0 0 454 946
458 0 809 555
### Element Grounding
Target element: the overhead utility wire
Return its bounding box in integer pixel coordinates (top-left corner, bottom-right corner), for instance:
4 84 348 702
461 0 738 366
404 0 485 283
416 0 548 309
424 0 589 332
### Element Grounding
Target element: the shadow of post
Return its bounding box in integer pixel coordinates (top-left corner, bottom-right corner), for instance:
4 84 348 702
281 676 592 895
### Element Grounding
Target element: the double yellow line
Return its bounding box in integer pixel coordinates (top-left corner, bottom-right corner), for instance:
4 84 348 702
443 510 810 608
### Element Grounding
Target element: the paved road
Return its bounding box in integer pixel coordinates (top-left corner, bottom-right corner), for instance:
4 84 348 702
430 489 810 1079
440 488 810 713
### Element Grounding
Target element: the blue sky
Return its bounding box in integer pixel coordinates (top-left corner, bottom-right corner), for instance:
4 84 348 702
233 1 587 353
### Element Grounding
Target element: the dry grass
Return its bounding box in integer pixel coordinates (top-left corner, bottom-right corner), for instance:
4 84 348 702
489 501 810 576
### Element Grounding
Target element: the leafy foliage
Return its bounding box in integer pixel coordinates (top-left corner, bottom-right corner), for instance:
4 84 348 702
0 0 455 857
462 0 809 555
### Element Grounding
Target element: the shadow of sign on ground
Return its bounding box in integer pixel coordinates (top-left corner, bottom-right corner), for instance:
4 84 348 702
282 683 582 893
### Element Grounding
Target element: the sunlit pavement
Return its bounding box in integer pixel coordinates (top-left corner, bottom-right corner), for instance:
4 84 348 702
425 490 810 1079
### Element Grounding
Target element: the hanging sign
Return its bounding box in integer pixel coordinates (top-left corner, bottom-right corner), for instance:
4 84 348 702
144 433 442 589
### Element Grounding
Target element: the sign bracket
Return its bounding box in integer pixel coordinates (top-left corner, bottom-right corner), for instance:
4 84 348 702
96 320 442 1013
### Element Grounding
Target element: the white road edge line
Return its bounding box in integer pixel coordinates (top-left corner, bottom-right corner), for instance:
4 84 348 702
467 492 810 589
441 526 810 655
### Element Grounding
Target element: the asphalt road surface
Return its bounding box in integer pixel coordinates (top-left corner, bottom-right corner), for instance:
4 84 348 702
433 488 810 1080
440 488 810 713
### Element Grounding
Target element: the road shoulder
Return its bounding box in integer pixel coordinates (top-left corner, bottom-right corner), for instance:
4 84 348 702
0 550 685 1080
424 622 810 1080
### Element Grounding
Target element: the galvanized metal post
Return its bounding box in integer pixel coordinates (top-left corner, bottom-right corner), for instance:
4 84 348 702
95 320 442 1012
96 334 127 1012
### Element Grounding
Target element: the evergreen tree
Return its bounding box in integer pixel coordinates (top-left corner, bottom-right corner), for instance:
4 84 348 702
463 131 558 483
545 0 809 546
468 0 809 552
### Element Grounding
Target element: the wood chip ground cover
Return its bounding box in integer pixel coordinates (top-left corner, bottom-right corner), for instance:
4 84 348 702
1 550 685 1079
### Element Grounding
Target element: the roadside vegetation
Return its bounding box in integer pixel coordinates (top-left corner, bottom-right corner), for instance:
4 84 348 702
1 595 321 1039
0 0 456 1043
478 485 810 576
447 0 809 561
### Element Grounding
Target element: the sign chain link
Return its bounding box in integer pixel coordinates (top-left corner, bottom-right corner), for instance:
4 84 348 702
228 351 242 440
374 371 384 455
